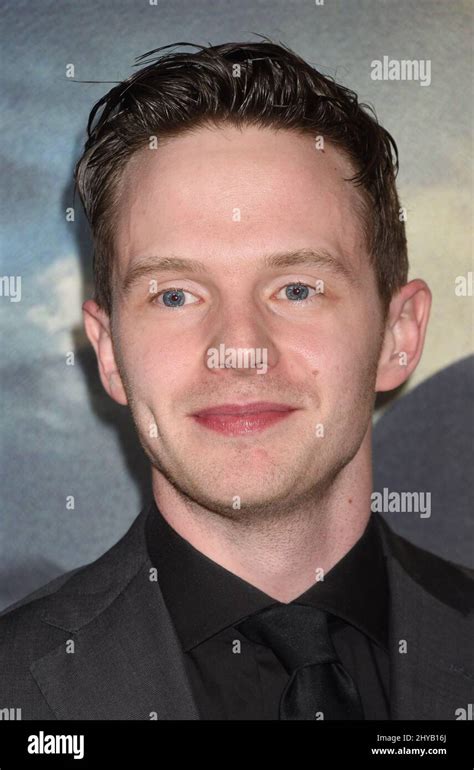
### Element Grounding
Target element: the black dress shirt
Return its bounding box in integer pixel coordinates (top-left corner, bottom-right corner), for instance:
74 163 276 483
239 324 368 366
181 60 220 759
145 500 391 720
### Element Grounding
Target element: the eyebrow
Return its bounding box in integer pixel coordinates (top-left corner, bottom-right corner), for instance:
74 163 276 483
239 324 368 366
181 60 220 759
121 248 358 295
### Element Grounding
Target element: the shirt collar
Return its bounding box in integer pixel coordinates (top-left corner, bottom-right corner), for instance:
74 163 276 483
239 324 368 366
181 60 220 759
145 499 389 652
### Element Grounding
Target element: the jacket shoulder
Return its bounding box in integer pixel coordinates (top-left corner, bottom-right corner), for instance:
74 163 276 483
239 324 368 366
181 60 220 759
373 513 474 615
0 565 88 619
0 561 97 674
0 509 150 717
0 507 149 659
0 566 91 719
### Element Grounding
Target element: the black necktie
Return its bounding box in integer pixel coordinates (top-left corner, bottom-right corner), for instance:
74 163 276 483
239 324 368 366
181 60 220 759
237 602 364 720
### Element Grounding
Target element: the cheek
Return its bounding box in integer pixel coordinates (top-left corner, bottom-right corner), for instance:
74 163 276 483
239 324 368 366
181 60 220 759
291 319 375 396
284 322 348 372
119 326 199 401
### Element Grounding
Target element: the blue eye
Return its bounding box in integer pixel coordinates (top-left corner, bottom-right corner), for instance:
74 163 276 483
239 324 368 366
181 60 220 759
286 283 309 301
154 288 198 308
162 289 185 307
277 282 319 302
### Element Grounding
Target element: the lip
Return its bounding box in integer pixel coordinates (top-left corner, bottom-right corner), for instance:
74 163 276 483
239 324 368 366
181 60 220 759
191 402 298 436
193 401 297 416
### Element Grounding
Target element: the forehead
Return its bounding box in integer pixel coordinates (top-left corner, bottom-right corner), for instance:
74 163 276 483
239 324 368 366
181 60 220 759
114 124 368 277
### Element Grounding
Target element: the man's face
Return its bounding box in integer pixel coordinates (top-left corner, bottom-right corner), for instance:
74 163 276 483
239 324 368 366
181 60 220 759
108 125 384 516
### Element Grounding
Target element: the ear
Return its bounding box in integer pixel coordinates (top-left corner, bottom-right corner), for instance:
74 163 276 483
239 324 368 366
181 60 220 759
376 279 432 393
82 299 128 406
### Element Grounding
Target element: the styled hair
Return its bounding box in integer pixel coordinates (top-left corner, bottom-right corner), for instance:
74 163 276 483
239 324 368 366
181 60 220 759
74 37 408 316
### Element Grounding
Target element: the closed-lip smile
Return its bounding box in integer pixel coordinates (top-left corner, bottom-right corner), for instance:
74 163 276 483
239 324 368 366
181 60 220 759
191 402 299 435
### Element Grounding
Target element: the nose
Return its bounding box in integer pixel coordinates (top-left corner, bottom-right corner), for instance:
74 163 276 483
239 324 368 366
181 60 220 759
205 299 279 377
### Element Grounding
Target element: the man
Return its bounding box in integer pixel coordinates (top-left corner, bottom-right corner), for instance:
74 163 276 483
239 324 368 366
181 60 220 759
1 40 472 721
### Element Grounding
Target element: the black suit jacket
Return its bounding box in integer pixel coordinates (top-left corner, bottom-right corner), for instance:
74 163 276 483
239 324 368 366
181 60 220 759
0 505 472 720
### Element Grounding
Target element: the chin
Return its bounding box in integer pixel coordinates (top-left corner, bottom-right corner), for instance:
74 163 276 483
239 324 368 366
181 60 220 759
187 476 305 516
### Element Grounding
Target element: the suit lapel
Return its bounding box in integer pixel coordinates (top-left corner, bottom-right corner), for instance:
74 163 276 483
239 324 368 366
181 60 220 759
374 514 473 719
30 505 200 719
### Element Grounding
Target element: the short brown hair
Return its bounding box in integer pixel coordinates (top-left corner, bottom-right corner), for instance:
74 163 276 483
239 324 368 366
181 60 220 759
74 38 408 317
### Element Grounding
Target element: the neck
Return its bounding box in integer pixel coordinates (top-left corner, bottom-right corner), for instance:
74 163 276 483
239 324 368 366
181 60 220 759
151 429 373 603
